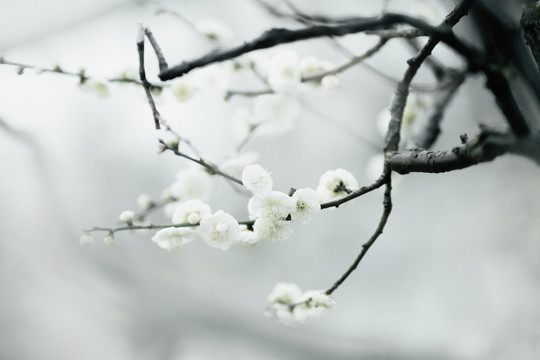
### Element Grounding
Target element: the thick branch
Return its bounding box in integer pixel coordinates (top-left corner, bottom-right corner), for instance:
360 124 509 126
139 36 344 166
159 12 480 81
521 3 540 74
389 128 540 174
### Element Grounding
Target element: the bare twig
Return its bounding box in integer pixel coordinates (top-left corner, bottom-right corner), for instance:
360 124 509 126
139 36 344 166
137 25 163 129
0 57 164 90
325 179 392 295
160 141 243 185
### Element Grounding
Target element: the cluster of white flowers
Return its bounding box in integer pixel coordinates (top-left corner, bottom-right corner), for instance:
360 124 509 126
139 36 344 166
265 282 335 325
152 203 243 252
316 168 359 203
243 164 321 244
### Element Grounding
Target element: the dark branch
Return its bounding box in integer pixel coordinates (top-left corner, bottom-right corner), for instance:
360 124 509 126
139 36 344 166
384 0 475 153
521 3 540 75
389 127 540 174
158 12 480 81
137 25 162 129
408 70 466 149
325 180 392 295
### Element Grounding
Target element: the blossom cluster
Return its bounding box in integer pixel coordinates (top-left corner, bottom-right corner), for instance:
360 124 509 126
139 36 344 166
243 164 321 243
265 282 336 325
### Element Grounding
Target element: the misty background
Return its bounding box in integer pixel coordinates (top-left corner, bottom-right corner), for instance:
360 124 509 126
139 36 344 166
1 0 539 359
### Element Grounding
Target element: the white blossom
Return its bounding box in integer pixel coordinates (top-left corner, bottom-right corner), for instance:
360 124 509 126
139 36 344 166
79 79 109 98
290 188 321 225
230 107 254 140
198 210 241 250
242 164 273 196
376 94 429 140
219 152 260 179
170 167 213 201
302 290 336 309
79 234 95 246
163 201 179 219
151 227 196 251
103 234 115 246
192 63 231 91
163 131 180 150
170 79 194 102
137 193 154 210
267 282 303 304
237 225 260 247
266 303 295 326
321 74 341 89
299 56 333 87
119 210 135 225
248 191 295 221
253 217 293 243
252 94 301 135
195 19 234 44
267 51 301 93
317 168 359 202
265 283 334 325
172 199 212 224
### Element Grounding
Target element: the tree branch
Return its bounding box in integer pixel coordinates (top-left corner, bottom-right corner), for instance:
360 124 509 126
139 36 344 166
158 12 480 81
390 127 540 174
521 3 540 75
384 0 475 153
408 70 466 149
325 180 392 295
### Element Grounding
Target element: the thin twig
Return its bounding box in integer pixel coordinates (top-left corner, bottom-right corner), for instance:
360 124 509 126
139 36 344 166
137 25 163 129
325 178 392 295
160 141 243 185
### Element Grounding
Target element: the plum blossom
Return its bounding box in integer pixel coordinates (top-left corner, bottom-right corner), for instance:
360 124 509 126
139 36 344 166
237 225 261 247
103 234 115 246
219 152 260 179
119 210 135 225
298 56 333 87
267 282 303 304
169 167 213 201
195 19 234 45
230 107 255 140
198 210 241 250
248 191 295 221
79 234 95 246
317 168 359 202
172 199 212 225
265 283 335 325
151 227 196 251
137 193 154 210
242 164 273 196
290 188 321 225
253 217 293 243
252 94 300 136
170 79 194 102
267 51 301 93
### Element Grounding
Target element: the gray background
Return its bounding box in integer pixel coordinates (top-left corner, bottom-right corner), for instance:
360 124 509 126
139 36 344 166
1 0 539 359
